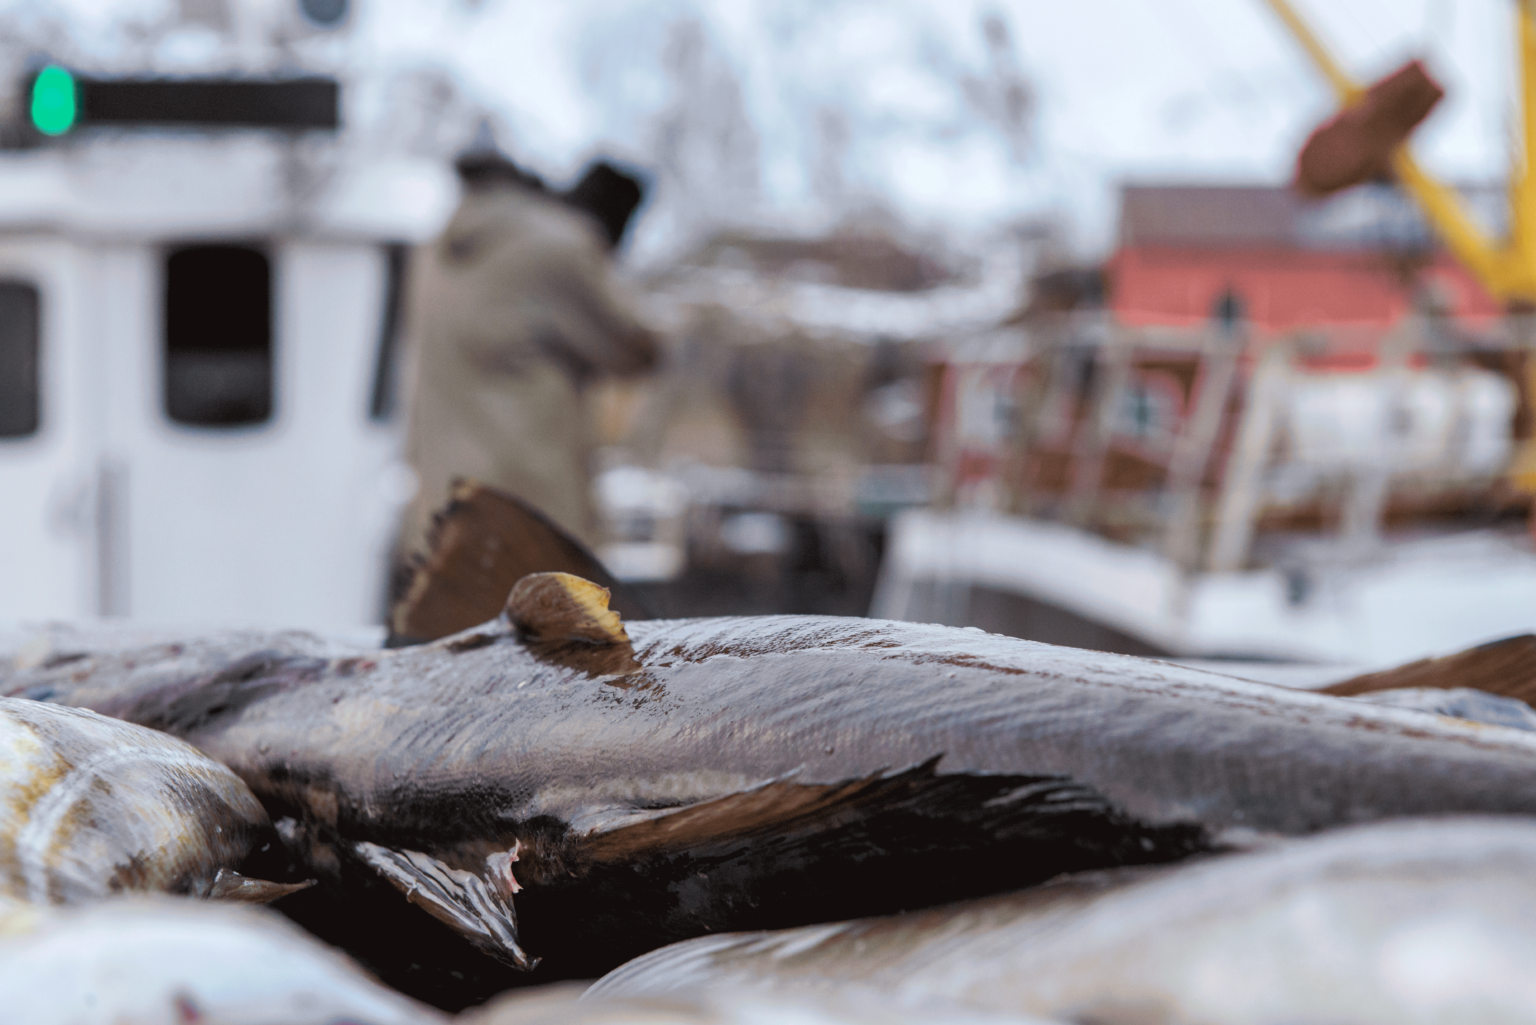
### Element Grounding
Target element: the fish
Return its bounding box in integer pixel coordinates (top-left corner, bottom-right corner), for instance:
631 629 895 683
0 696 300 905
1322 632 1536 707
589 816 1536 1025
11 574 1536 1006
0 893 441 1024
388 478 652 645
1348 686 1536 731
465 982 1060 1025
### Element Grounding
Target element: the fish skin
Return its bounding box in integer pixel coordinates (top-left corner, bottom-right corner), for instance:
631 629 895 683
464 982 1062 1025
0 893 443 1025
1349 686 1536 731
0 696 276 904
11 615 1536 993
589 816 1536 1025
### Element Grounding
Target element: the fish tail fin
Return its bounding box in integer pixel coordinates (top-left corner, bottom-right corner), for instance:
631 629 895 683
1322 633 1536 709
389 478 649 646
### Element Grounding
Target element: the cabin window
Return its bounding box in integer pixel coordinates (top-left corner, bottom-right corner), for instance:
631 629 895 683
164 243 273 427
0 281 40 439
368 242 409 422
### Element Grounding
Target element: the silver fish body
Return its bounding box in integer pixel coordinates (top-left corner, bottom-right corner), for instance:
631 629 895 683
12 616 1536 996
467 983 1060 1025
591 816 1536 1025
0 696 273 903
1351 686 1536 730
0 894 441 1025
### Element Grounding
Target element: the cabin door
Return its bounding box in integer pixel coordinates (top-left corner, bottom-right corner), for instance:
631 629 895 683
116 240 402 628
0 237 117 620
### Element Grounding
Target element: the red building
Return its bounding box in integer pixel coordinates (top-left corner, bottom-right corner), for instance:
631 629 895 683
1105 184 1502 334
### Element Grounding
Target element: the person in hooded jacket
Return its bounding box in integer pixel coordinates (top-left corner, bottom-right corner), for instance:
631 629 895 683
396 152 658 563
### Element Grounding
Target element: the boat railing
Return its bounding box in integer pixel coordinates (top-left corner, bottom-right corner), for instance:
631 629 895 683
931 309 1530 575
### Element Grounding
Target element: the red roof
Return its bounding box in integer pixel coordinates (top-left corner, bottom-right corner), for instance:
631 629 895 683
1106 245 1502 330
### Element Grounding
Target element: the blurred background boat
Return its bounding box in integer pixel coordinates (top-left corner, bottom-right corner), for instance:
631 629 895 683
874 179 1536 667
0 2 452 629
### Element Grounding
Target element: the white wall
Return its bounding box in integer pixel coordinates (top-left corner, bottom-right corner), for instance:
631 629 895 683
0 236 98 620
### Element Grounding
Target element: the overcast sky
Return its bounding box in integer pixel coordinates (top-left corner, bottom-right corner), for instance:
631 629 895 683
14 0 1521 257
358 0 1515 256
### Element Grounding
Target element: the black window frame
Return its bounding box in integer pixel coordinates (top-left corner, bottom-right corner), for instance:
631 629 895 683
0 278 41 440
368 241 409 423
162 240 275 430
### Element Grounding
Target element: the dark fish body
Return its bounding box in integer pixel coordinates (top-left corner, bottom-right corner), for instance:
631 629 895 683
10 614 1536 1004
590 816 1536 1025
0 696 277 904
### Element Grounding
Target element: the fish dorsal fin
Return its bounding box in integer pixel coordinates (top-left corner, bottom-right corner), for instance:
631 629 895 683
389 479 649 645
1322 634 1536 710
507 572 629 646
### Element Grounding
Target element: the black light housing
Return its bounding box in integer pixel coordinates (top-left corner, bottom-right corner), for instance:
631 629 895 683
9 72 340 146
78 76 340 130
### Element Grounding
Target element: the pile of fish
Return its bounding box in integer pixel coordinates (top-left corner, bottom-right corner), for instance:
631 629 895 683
0 895 437 1025
6 558 1536 1022
594 816 1536 1024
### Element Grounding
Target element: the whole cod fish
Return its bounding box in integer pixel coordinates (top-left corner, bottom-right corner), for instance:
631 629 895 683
590 816 1536 1025
0 696 294 904
0 893 440 1025
10 575 1536 1000
467 983 1059 1025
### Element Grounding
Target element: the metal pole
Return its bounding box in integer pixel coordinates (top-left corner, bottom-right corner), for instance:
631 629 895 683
1513 1 1536 279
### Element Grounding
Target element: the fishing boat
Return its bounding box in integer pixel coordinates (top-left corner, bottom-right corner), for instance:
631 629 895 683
0 5 454 628
873 3 1536 669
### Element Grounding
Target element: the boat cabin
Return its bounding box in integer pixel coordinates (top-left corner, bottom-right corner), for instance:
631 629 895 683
0 129 453 627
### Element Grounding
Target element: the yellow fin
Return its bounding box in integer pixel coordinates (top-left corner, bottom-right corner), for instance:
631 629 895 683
506 572 630 646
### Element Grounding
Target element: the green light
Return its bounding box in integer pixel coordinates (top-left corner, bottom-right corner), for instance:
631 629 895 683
30 66 76 136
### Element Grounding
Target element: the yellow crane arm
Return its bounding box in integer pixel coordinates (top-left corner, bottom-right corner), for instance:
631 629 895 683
1264 0 1536 493
1513 0 1536 289
1391 151 1525 296
1261 0 1536 303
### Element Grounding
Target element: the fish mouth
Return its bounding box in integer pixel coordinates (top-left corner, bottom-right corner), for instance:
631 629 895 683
353 841 539 971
